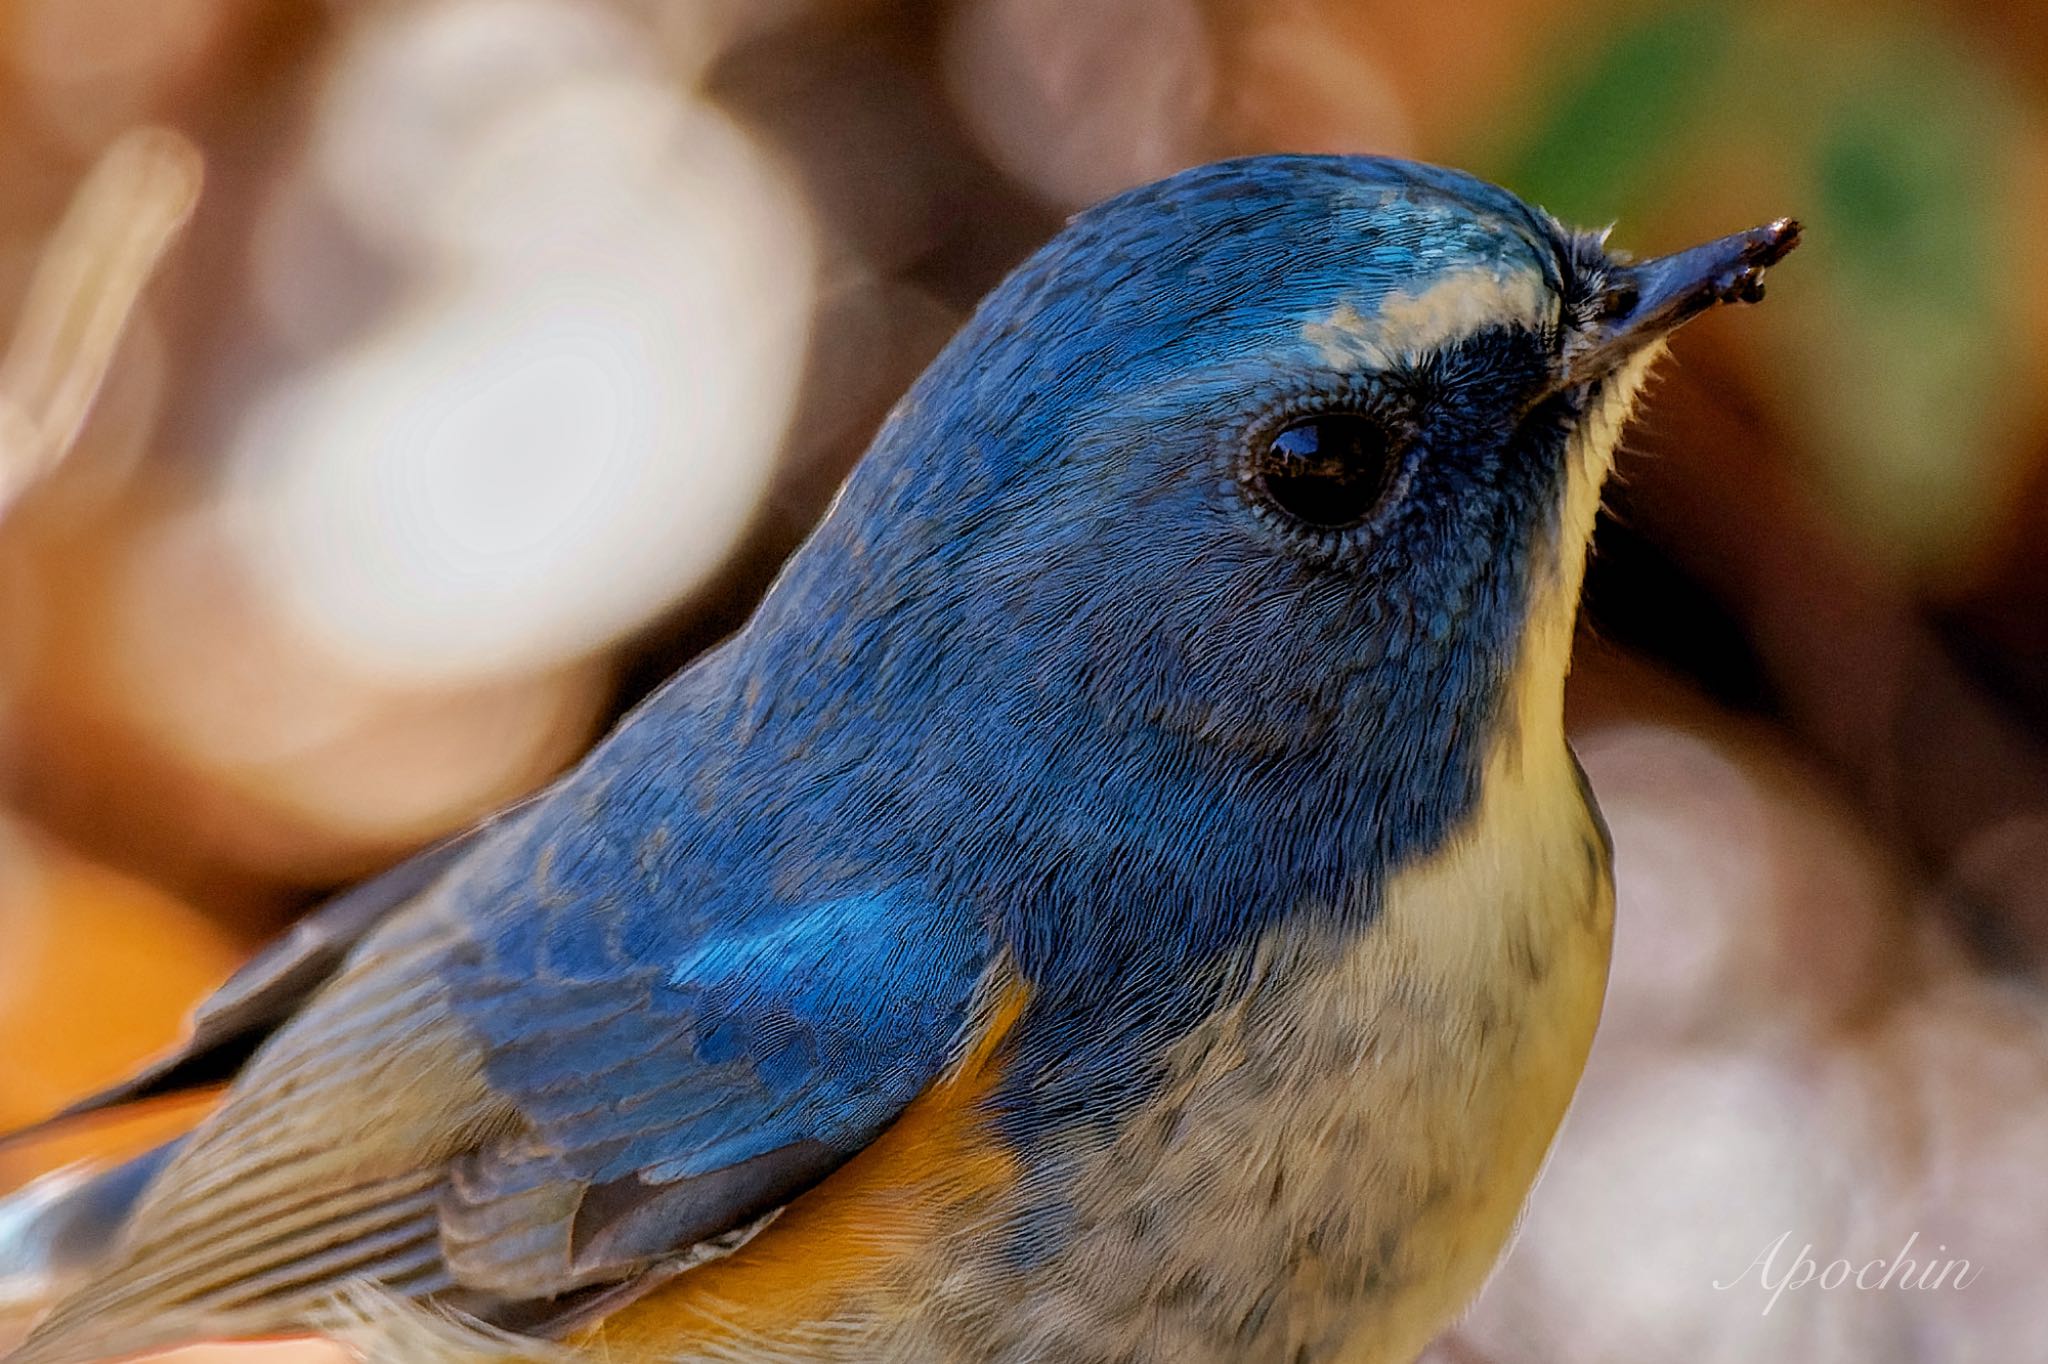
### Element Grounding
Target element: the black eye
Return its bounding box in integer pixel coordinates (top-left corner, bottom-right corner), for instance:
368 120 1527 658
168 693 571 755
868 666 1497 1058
1248 412 1395 530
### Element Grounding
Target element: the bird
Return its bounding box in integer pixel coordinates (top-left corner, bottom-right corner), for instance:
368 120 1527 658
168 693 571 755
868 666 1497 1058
0 154 1798 1364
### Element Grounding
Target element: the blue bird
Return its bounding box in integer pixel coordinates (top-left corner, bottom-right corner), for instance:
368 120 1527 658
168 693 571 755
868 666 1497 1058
0 155 1796 1364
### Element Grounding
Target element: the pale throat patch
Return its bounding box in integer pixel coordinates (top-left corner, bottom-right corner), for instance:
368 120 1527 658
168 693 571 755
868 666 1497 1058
1301 264 1556 371
1502 341 1665 767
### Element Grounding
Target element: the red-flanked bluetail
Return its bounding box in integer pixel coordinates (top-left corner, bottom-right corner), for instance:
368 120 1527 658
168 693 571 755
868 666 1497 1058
0 155 1796 1364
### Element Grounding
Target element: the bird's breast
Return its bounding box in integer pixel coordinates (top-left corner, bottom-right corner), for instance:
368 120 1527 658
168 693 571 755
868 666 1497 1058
917 732 1617 1364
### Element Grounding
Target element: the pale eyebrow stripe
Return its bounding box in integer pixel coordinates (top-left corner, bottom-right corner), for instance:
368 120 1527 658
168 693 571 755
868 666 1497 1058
1301 266 1555 371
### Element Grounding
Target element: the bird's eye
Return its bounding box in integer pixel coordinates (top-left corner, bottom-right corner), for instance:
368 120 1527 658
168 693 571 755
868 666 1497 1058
1248 412 1395 531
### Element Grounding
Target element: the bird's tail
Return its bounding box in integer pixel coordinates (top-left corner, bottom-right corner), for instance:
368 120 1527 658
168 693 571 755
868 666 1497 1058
0 1143 175 1350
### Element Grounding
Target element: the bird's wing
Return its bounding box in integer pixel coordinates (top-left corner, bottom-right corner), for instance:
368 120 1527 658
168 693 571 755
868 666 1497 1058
434 881 991 1305
2 814 514 1143
7 837 991 1364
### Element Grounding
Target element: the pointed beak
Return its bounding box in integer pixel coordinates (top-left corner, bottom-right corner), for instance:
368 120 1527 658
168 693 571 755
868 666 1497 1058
1560 217 1801 387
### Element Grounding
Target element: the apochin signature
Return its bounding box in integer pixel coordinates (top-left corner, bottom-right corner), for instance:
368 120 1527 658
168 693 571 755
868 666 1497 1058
1715 1231 1981 1315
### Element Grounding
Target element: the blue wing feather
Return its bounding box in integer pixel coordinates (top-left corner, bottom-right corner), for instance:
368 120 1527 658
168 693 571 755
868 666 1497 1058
432 829 991 1292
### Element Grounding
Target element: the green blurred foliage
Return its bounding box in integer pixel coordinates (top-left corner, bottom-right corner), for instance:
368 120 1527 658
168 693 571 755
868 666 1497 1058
1474 0 2044 579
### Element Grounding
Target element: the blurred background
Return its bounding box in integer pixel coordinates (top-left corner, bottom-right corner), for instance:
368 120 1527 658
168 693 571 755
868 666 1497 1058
0 0 2044 1360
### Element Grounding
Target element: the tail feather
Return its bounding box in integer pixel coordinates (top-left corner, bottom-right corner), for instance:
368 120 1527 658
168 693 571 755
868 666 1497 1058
2 924 510 1364
9 1176 448 1364
0 1144 175 1345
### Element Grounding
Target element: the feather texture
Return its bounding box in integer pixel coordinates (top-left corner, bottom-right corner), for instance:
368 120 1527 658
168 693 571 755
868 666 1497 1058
0 153 1790 1362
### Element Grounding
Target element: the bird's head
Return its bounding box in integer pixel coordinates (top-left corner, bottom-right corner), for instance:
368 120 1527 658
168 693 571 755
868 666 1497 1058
748 155 1795 912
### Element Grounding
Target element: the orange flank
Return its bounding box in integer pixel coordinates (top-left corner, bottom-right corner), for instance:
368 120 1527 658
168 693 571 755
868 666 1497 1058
584 979 1030 1355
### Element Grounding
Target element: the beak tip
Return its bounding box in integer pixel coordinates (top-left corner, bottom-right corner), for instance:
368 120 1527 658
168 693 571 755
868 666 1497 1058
1759 217 1804 260
1718 217 1803 307
1560 214 1803 388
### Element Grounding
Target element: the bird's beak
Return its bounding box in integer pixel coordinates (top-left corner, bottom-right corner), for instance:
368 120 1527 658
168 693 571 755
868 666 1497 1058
1559 217 1801 388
